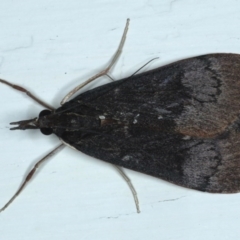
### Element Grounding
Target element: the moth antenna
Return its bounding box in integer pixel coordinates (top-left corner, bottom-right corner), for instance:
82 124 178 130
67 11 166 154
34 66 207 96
0 79 54 110
0 144 64 212
60 18 130 105
130 57 159 77
114 165 140 213
105 74 115 81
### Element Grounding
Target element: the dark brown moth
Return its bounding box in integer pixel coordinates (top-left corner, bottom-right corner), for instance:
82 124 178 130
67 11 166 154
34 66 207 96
1 19 240 212
50 53 240 194
58 53 240 192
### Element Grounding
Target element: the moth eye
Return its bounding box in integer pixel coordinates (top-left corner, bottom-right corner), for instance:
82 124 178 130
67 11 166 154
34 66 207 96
39 110 53 135
39 109 52 118
40 128 53 135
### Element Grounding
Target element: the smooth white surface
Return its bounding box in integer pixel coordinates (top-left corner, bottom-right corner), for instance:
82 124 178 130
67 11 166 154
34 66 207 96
1 1 240 239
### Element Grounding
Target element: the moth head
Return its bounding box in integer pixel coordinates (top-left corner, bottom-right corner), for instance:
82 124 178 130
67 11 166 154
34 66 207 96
9 109 53 135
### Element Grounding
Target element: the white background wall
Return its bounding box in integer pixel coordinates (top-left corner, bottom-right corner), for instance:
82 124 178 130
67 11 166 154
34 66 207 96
1 1 240 239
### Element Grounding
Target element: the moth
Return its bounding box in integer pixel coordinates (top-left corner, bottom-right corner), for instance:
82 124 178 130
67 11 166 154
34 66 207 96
1 19 240 213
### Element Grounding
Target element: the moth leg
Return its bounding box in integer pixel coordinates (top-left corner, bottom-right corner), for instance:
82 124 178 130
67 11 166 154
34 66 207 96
60 18 130 105
0 144 64 212
0 79 54 110
114 165 140 213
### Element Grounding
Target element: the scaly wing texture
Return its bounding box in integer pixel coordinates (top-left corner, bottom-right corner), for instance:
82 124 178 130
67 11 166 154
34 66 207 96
55 54 240 193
